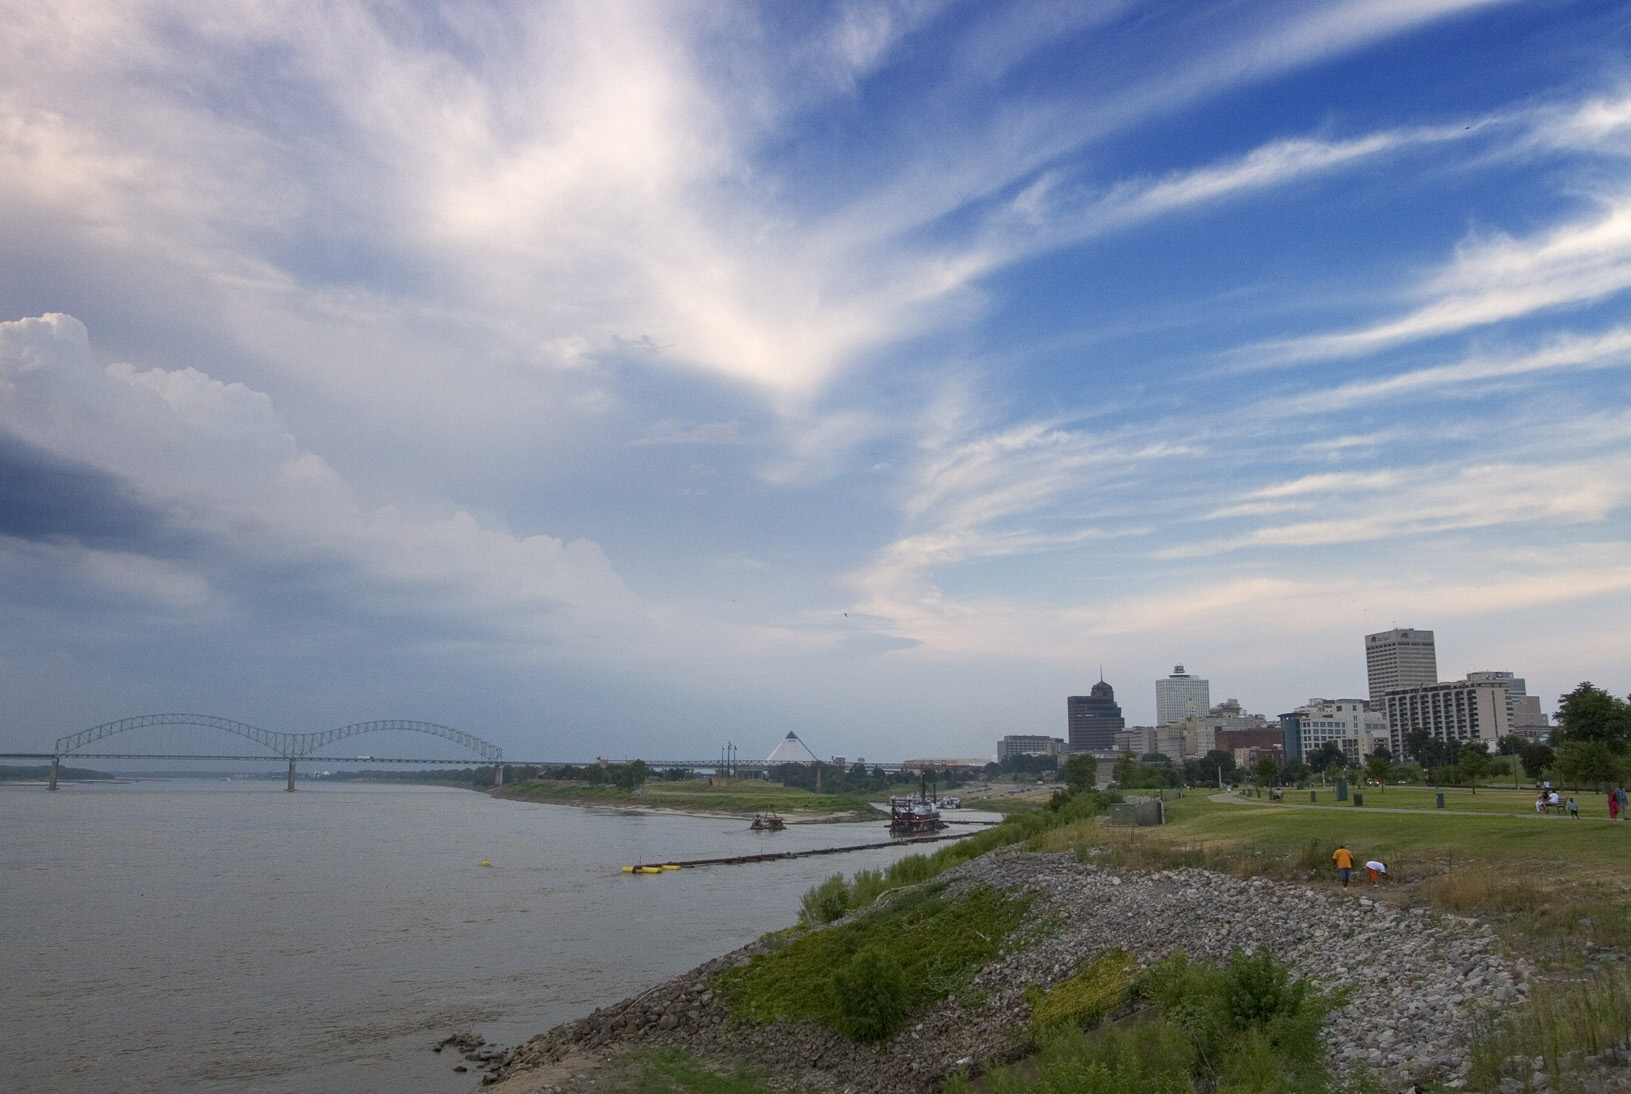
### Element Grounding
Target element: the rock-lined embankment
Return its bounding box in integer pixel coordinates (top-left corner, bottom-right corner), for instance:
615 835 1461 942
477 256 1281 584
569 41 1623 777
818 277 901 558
490 851 1529 1093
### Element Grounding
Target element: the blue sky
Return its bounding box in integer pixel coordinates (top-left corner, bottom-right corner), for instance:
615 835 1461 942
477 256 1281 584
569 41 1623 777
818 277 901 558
2 0 1629 761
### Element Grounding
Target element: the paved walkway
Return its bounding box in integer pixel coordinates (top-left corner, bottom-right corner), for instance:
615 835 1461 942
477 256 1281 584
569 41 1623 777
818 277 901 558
1206 791 1619 822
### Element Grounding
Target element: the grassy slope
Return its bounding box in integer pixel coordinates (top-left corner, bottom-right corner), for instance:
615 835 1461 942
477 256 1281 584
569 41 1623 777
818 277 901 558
518 787 1631 1091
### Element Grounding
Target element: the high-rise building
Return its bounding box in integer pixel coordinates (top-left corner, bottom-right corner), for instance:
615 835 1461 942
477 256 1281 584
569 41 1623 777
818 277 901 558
1292 698 1390 764
1364 628 1438 699
1155 665 1210 727
996 735 1064 761
1067 680 1125 752
1384 678 1510 758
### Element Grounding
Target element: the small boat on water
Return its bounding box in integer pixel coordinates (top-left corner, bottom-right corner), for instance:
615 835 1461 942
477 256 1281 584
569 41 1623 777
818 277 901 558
750 812 786 831
888 795 946 834
942 796 961 809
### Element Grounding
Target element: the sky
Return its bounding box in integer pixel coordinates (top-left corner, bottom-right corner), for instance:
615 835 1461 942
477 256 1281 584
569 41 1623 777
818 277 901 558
3 0 1630 763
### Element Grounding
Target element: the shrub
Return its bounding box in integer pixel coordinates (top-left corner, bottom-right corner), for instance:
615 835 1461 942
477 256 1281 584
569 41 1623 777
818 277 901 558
830 947 910 1041
799 874 851 925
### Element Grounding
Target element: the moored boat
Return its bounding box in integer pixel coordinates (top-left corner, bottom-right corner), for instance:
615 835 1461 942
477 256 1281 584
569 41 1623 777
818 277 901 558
888 796 945 833
750 812 785 831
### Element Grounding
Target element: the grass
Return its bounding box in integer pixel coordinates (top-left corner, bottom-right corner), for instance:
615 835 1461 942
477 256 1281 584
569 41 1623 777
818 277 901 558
1238 782 1615 816
796 790 1120 926
947 948 1345 1094
502 777 882 815
1469 965 1631 1093
578 1048 779 1093
716 881 1034 1038
1030 793 1631 963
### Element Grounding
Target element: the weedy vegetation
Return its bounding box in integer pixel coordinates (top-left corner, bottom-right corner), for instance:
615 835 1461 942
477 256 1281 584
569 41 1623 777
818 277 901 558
718 882 1033 1042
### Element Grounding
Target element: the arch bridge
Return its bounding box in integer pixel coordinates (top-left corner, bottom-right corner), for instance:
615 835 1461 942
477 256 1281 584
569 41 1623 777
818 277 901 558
49 714 503 791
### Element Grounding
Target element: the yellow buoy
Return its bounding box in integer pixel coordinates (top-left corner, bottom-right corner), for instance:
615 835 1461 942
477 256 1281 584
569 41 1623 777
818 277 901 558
662 864 680 871
621 865 636 873
481 860 491 867
639 866 663 874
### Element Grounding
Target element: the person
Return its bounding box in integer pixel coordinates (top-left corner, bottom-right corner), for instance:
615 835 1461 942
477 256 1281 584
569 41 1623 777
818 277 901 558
1611 792 1620 821
1568 797 1580 818
1537 792 1548 814
1333 844 1354 888
1550 790 1562 811
1365 859 1387 884
1618 786 1628 819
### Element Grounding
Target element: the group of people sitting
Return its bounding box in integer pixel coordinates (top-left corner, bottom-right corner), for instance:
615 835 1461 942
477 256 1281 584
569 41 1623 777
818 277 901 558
1535 789 1577 816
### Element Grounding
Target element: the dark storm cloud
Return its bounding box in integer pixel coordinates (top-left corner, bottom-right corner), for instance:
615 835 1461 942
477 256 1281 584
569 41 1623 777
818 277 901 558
0 431 178 551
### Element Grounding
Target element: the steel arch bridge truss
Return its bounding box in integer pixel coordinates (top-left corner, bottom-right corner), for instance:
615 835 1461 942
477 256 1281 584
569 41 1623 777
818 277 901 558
56 715 502 762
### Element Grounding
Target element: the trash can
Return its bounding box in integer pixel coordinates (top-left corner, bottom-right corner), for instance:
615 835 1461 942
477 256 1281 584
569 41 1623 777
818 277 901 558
1335 779 1348 802
1353 792 1364 807
1436 792 1445 809
1310 790 1317 803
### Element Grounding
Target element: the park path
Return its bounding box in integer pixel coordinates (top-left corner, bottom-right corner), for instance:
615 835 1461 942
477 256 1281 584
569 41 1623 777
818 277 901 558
1206 790 1620 822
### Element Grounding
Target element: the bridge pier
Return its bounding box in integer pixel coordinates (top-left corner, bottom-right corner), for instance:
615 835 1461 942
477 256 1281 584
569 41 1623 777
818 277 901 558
48 756 59 791
286 759 296 792
494 763 504 788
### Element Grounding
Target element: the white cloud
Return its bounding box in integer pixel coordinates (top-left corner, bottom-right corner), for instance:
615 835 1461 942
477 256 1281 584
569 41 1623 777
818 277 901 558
1254 196 1631 364
0 314 643 649
1258 326 1631 416
1173 461 1629 556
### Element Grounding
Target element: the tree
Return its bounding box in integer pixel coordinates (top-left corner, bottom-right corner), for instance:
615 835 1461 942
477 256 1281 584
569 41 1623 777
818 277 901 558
1184 749 1236 786
1497 734 1530 756
1064 752 1098 792
1458 743 1491 793
611 759 649 790
1553 739 1621 791
1556 683 1631 752
1519 742 1555 780
1254 756 1279 788
1308 742 1347 774
1363 751 1393 791
1281 760 1310 786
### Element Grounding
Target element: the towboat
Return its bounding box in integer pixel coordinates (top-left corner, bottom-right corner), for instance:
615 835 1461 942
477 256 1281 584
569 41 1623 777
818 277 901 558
750 812 785 831
888 796 945 834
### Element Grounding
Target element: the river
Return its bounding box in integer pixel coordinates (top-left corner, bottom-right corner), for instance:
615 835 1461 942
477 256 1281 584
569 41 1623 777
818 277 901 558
1 780 986 1094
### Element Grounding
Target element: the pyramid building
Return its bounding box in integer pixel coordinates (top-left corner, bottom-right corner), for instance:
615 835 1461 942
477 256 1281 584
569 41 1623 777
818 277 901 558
764 731 821 765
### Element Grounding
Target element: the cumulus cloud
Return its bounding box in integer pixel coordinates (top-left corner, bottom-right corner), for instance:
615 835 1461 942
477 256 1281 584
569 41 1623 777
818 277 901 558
0 314 641 649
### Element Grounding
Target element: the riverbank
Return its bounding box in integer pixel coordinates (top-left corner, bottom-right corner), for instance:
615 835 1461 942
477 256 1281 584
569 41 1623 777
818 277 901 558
485 852 1522 1093
480 788 1631 1094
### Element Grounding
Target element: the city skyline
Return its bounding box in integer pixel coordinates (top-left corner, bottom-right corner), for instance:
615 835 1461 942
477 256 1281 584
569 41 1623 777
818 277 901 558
2 2 1629 759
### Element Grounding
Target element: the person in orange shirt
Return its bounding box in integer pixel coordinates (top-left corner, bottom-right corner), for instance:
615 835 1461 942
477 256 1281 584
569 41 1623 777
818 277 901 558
1333 845 1354 887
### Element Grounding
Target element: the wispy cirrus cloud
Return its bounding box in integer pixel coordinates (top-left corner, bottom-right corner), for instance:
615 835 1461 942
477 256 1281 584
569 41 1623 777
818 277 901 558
1177 460 1630 556
1246 194 1631 366
1257 326 1631 416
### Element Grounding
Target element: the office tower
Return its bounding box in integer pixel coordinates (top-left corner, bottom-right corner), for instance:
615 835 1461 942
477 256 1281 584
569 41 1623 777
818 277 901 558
1384 678 1511 758
997 735 1063 761
1364 628 1438 699
1067 680 1125 752
1155 665 1210 727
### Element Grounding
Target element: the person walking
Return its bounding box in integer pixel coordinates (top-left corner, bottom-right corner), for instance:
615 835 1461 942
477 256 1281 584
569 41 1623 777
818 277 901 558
1618 786 1628 819
1611 792 1621 821
1568 798 1580 819
1333 844 1354 888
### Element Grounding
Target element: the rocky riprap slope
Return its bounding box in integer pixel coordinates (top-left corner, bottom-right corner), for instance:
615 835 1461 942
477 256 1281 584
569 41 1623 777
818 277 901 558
491 851 1528 1093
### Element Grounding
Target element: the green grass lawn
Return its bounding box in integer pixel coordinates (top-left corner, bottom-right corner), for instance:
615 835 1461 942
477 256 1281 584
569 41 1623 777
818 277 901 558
1244 782 1616 817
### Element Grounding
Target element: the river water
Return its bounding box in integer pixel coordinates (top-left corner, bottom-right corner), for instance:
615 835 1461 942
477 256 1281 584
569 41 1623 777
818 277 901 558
2 780 983 1094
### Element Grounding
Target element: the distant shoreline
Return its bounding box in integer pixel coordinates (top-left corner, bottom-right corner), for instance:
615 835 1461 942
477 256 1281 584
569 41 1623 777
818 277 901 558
489 781 883 823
